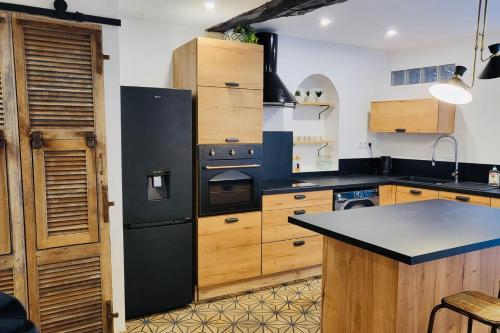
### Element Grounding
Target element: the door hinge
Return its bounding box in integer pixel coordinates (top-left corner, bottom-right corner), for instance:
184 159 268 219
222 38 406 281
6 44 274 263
31 132 44 149
102 185 115 223
105 300 119 333
85 132 97 148
0 130 5 149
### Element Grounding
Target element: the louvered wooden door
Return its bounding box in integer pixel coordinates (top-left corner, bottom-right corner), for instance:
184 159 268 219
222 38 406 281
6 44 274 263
0 11 28 304
13 13 114 332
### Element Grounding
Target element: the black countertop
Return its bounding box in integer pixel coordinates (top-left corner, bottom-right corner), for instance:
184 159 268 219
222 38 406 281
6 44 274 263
289 200 500 265
262 174 500 198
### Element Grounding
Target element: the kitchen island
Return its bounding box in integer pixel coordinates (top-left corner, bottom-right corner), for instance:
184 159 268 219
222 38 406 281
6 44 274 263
289 200 500 333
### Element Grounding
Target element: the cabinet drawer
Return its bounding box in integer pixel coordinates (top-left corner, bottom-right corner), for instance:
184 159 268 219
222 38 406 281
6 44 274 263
263 204 331 243
491 198 500 208
198 244 261 288
197 38 263 90
197 86 263 144
263 190 333 211
198 211 261 250
438 191 491 206
396 186 438 204
262 236 323 275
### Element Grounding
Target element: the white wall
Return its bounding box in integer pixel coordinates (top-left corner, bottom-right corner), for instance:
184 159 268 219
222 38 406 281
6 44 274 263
120 19 202 88
264 35 388 161
3 1 126 332
372 32 500 165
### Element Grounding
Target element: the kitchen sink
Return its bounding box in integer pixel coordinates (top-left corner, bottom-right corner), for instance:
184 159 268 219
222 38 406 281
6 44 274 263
392 176 451 185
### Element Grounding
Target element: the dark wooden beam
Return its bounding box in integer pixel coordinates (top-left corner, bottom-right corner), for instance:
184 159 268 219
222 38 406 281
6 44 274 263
207 0 348 33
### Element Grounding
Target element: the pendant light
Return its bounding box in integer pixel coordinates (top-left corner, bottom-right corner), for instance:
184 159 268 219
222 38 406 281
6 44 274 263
429 0 500 105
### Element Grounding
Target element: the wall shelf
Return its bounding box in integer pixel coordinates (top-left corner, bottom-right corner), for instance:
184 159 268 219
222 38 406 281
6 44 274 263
295 102 334 119
293 140 333 145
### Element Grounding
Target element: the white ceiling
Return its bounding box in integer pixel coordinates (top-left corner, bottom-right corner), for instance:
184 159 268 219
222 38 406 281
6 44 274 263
118 0 500 50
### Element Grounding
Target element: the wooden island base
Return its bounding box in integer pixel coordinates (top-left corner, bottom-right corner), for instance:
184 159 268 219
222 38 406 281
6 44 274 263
321 238 500 333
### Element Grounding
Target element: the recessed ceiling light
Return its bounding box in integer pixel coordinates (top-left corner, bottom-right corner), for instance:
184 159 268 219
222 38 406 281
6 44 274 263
320 18 332 27
386 28 399 38
204 1 215 10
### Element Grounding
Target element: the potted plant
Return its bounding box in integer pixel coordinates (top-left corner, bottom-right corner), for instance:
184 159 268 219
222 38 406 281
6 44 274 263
315 90 324 102
295 90 301 98
227 25 259 44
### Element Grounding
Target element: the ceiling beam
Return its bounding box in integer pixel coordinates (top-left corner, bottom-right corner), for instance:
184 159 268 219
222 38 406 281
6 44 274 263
207 0 348 33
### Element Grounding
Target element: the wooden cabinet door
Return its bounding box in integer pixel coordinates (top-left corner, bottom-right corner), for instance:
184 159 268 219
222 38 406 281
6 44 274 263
395 186 438 204
13 13 114 331
197 37 263 90
197 86 263 144
32 139 99 249
370 99 455 134
379 185 396 206
0 11 28 304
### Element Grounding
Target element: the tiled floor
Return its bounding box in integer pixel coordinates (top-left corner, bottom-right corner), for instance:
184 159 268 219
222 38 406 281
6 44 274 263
126 277 322 333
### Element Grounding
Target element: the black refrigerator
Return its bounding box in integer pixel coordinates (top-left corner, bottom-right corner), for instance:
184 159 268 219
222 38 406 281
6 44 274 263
121 86 193 319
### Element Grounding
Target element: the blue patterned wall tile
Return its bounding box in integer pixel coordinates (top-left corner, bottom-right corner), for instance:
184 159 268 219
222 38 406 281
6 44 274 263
391 70 406 86
422 66 438 83
406 68 421 85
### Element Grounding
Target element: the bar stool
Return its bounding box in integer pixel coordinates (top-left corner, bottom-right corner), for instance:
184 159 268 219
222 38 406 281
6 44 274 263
427 288 500 333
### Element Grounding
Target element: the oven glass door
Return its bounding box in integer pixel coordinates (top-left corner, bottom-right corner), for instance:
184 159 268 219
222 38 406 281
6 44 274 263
200 164 261 216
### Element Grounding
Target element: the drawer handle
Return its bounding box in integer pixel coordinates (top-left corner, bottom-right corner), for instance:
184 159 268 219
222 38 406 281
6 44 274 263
225 217 239 223
294 210 306 215
410 189 422 195
293 240 306 247
225 82 240 88
395 128 407 133
455 196 471 202
294 194 306 200
225 137 240 143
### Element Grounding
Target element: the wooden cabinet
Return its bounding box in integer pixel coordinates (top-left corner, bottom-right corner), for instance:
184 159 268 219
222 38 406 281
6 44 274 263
197 86 263 144
370 99 455 134
262 235 323 275
379 185 396 205
491 198 500 208
197 37 263 90
438 191 491 206
198 211 261 287
0 11 27 303
395 186 439 204
262 204 331 243
262 190 332 275
263 190 333 210
10 13 115 331
174 37 264 144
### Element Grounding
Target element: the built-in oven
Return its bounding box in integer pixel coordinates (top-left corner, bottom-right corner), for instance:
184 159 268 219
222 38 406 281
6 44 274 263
198 145 262 216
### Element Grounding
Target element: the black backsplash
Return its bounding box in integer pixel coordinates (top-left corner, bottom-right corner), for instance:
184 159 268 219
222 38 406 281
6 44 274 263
338 157 495 184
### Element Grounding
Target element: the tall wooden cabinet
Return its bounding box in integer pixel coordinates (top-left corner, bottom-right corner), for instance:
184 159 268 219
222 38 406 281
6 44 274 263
0 12 115 332
0 11 28 304
173 37 264 144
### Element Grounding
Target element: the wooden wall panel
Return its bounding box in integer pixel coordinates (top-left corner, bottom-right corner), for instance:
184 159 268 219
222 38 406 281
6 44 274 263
12 13 114 330
0 140 11 256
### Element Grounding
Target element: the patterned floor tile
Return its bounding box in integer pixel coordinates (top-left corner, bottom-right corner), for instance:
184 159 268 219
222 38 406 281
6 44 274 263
127 277 322 333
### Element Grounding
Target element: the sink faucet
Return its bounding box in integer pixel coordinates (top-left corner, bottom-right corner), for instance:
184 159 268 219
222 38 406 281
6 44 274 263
431 135 459 183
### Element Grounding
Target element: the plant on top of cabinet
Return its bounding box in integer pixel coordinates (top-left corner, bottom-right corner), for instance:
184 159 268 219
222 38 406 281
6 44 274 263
369 98 456 134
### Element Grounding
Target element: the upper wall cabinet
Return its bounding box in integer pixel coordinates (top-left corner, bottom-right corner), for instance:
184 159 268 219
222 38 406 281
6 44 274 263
369 98 455 134
174 37 264 144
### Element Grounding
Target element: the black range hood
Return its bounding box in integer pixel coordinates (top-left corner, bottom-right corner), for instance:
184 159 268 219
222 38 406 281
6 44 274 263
256 32 296 107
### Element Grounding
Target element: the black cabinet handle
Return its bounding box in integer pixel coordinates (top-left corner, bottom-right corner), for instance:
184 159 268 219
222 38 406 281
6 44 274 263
395 128 407 133
294 210 306 215
225 138 240 143
410 189 423 195
455 196 471 202
225 217 239 223
225 82 240 87
294 194 306 200
293 240 306 247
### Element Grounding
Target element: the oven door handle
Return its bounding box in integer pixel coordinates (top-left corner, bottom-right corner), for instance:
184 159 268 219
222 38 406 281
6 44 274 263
204 164 261 170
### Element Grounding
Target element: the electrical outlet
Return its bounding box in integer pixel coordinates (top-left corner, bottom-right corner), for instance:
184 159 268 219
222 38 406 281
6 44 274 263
358 142 369 149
